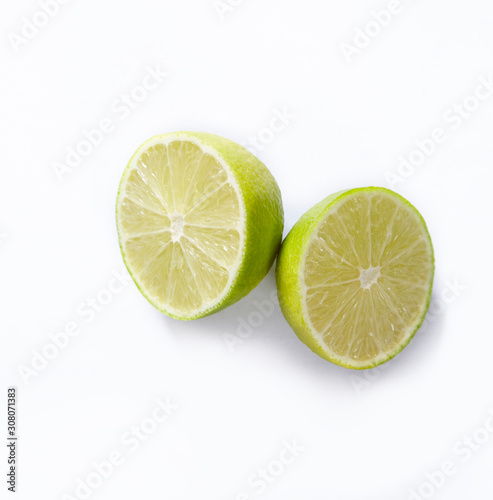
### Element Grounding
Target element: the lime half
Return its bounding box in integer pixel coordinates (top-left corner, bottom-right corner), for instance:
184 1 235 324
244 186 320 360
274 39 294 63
116 132 283 320
276 187 434 369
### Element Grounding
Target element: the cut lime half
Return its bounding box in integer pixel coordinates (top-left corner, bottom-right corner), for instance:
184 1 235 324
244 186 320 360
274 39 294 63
116 132 283 320
276 187 434 369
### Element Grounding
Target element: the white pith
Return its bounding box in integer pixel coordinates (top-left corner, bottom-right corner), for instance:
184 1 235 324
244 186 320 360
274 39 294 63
358 265 381 290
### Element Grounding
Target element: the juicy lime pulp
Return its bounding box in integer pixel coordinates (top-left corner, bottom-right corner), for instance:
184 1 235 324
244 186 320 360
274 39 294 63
276 187 434 369
116 132 283 319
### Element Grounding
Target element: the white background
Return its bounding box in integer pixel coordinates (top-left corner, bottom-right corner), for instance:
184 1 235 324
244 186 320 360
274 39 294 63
1 0 492 499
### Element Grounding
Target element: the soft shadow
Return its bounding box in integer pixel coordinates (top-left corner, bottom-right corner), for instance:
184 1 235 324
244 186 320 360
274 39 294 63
160 270 446 389
160 266 351 387
161 268 280 337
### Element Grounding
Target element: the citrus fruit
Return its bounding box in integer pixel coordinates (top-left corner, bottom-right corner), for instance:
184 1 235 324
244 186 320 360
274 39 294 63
116 132 283 320
276 187 434 369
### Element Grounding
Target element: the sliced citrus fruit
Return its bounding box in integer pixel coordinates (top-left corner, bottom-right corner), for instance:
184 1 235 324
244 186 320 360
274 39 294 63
276 187 434 369
116 132 283 320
